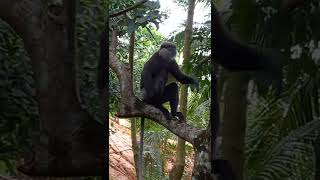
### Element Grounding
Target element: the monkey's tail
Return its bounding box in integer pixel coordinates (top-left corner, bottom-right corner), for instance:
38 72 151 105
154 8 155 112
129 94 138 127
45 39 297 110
139 117 145 180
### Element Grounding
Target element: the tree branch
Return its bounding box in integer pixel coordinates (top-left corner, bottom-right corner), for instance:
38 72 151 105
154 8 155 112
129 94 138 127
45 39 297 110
199 54 211 64
110 28 118 54
110 0 148 18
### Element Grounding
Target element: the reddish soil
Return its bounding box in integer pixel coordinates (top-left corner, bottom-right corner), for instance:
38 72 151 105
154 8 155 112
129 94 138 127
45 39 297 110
109 117 194 180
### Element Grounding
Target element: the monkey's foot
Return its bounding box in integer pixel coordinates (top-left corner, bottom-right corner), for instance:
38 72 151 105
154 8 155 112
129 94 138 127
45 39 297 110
172 112 184 121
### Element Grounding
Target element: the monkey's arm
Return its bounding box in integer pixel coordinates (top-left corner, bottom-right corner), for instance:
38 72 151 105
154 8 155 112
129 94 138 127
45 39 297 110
168 61 198 86
141 67 155 98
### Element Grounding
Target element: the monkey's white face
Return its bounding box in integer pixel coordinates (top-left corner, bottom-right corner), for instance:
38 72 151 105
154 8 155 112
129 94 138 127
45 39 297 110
167 46 176 54
170 49 177 60
166 47 177 61
159 47 177 61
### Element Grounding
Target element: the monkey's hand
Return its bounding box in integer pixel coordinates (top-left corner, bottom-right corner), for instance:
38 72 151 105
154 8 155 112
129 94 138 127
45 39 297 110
189 78 199 92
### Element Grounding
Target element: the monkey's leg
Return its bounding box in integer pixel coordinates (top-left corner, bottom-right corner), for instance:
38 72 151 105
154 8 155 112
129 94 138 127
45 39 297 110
155 104 172 120
161 83 184 121
143 95 172 120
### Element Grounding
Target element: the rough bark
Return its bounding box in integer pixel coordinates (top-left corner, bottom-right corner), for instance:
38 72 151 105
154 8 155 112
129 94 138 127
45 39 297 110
0 0 104 176
191 133 212 180
220 74 248 180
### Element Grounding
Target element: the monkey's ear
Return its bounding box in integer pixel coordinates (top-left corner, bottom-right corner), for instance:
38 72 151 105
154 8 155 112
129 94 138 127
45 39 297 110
159 48 173 60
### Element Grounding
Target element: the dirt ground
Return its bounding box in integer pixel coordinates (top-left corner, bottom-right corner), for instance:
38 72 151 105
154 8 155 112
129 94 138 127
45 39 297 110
109 117 193 180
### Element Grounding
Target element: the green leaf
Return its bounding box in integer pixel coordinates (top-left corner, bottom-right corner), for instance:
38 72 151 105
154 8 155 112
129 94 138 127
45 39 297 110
144 1 160 9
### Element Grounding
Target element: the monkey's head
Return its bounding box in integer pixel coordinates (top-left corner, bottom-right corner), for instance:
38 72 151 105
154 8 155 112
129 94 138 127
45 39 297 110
159 42 177 60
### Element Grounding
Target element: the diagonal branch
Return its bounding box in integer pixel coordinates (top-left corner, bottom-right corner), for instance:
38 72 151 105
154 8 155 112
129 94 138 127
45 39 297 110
110 0 148 18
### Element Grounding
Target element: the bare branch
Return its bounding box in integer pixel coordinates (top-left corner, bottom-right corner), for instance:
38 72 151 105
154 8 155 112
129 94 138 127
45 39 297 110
199 54 212 64
110 0 148 18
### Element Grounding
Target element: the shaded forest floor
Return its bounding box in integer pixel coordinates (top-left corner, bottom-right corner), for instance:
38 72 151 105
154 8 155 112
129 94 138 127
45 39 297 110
109 117 194 180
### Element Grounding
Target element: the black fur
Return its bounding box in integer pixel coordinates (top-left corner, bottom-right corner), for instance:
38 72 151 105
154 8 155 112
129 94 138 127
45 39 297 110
212 159 236 180
141 42 198 120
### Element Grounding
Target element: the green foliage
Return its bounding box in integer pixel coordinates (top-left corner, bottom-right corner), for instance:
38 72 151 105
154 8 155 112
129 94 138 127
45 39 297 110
0 20 37 174
77 0 107 118
110 0 167 36
225 1 320 179
109 71 120 113
245 68 320 179
144 130 170 180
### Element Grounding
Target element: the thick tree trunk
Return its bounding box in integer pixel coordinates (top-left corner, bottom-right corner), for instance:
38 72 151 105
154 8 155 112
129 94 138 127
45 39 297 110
220 74 248 180
217 1 255 179
192 138 213 180
0 0 105 176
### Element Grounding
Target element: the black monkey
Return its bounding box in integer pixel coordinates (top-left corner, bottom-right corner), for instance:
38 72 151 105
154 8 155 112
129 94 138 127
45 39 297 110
140 42 199 121
138 42 198 179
